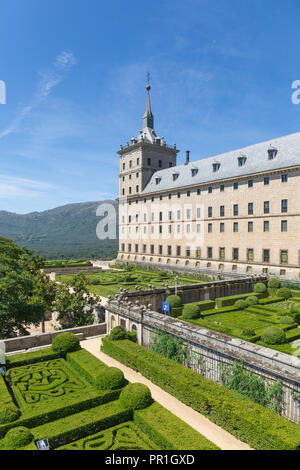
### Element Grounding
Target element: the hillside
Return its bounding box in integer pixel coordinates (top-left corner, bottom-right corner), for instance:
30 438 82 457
0 200 119 260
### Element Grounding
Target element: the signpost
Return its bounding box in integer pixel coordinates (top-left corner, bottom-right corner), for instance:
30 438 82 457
161 301 171 316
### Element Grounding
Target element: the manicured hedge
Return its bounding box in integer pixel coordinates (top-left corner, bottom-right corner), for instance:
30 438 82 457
66 349 107 386
101 337 300 450
196 300 215 312
259 297 282 305
215 292 264 308
28 400 132 449
6 347 61 368
52 332 80 354
134 402 219 450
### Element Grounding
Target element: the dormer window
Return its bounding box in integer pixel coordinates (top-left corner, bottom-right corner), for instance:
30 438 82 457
238 155 247 166
212 162 221 172
268 147 278 160
191 167 198 177
155 176 161 185
172 172 179 181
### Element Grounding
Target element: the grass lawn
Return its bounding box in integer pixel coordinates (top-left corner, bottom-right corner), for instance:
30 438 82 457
56 268 204 298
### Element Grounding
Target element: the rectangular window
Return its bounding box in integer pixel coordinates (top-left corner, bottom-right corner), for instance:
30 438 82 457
186 224 190 233
121 243 125 252
207 247 213 259
248 202 253 215
234 182 239 190
233 204 238 216
197 188 201 195
196 247 201 258
187 190 191 197
177 192 181 198
150 244 154 254
263 249 270 263
168 211 172 221
233 222 238 232
220 205 225 217
196 207 201 218
186 209 191 219
282 174 288 183
264 221 269 232
135 244 139 253
264 177 270 185
159 225 162 234
196 223 201 233
168 246 172 255
248 179 253 188
280 250 288 264
208 223 212 233
220 184 225 192
248 221 253 232
177 246 181 256
186 246 191 257
219 247 225 259
158 160 162 168
177 224 181 233
168 193 172 200
281 220 288 232
143 244 146 253
128 244 132 252
220 222 225 232
233 248 239 260
247 248 254 262
159 245 163 255
208 207 212 217
147 158 151 165
159 211 162 221
264 201 270 214
281 199 288 213
208 187 212 194
168 225 172 233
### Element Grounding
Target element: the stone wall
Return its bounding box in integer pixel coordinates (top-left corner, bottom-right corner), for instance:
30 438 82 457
105 299 300 424
116 275 267 312
1 323 107 354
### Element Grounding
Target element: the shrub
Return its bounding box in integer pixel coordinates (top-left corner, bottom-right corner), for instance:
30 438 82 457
182 304 201 319
253 283 267 294
127 331 138 343
119 383 152 410
261 327 286 345
94 367 125 391
280 316 294 325
166 295 182 308
0 405 21 425
276 288 292 300
109 326 127 341
245 296 258 307
268 278 281 289
242 328 256 337
2 427 34 449
235 300 247 310
51 332 80 354
289 302 300 314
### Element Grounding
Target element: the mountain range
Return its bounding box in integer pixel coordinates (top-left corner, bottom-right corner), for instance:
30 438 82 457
0 200 119 260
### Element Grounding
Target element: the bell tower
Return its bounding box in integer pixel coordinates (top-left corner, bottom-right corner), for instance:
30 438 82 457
118 83 179 200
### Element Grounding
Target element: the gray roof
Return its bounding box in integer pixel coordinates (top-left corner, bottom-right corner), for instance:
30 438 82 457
141 131 300 195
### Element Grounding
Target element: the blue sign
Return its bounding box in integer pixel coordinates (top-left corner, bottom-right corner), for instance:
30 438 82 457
162 301 171 315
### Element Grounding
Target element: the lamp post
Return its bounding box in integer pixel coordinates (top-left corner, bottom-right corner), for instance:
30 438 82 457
175 276 179 296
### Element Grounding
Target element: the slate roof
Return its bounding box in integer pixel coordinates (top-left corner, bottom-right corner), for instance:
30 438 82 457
141 131 300 195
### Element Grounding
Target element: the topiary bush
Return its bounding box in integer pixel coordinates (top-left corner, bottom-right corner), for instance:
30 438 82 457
166 295 182 308
119 383 153 410
182 304 200 320
289 302 300 314
51 332 80 354
242 328 256 337
2 427 34 449
276 288 292 300
0 405 21 424
109 326 128 341
235 300 247 310
94 367 125 390
127 331 138 343
261 327 286 345
245 296 258 307
268 278 281 289
253 283 267 294
280 316 294 325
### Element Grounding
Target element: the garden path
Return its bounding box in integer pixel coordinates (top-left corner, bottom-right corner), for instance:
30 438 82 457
81 337 252 451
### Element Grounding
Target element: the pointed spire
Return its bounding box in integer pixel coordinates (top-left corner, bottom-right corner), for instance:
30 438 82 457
143 84 154 129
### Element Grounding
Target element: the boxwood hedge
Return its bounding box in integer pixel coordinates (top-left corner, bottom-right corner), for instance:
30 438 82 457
101 337 300 450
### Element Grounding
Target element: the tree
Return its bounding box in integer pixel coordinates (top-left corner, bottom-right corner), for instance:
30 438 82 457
0 237 52 338
32 272 57 332
54 273 100 329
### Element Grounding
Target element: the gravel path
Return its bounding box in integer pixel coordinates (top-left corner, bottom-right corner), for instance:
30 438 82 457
81 337 252 451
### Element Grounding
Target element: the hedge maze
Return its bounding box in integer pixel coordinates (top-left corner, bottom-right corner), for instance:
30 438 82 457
0 332 218 451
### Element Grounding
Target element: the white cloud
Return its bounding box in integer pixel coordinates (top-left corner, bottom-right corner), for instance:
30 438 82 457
0 174 55 198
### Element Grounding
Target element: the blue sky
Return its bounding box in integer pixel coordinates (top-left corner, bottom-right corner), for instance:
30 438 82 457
1 0 300 213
